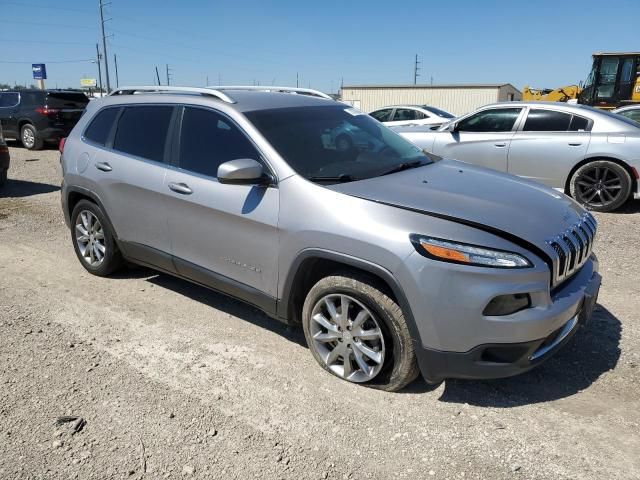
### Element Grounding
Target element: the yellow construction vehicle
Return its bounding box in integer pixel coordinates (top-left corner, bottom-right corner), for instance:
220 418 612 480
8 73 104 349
523 52 640 109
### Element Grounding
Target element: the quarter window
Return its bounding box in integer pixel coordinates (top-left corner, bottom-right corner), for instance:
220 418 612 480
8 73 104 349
177 107 261 178
569 115 589 131
84 107 119 146
369 109 393 122
456 108 522 132
0 92 19 108
113 106 174 163
523 109 572 131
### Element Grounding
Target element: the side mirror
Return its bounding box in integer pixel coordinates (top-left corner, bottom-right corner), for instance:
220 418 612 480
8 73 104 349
217 158 272 185
443 121 458 132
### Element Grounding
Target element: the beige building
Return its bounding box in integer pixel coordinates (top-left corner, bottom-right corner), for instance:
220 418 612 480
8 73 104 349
340 84 522 116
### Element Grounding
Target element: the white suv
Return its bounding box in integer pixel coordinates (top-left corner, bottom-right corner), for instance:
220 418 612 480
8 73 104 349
369 105 456 128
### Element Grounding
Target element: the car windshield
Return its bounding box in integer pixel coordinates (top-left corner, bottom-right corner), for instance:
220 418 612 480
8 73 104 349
421 105 456 119
245 105 432 183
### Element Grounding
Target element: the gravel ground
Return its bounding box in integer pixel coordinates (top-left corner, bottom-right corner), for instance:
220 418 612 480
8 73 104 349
1 145 639 480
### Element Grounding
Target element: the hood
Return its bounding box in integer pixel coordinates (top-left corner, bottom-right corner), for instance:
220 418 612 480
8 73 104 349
327 159 587 252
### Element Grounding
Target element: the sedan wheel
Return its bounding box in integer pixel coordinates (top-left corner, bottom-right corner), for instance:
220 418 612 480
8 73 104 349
570 160 631 212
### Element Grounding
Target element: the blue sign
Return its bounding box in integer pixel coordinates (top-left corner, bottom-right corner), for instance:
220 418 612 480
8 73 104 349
32 63 47 80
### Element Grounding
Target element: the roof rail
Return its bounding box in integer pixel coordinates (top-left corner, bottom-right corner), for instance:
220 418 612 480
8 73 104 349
210 85 332 100
109 86 236 104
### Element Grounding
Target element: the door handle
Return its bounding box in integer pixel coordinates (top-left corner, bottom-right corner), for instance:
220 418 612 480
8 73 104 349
95 162 112 172
494 143 508 147
168 182 193 195
568 143 582 146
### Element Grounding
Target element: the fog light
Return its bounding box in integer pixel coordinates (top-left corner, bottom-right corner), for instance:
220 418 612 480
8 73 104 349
483 293 531 316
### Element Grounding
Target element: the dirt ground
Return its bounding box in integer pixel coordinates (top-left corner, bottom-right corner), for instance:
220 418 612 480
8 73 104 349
1 145 639 480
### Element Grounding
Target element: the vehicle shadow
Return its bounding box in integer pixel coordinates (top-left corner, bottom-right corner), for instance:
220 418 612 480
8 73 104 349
417 304 621 406
0 179 60 198
136 270 307 348
614 199 640 214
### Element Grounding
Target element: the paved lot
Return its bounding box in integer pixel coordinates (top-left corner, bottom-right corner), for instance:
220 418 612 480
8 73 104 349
1 145 639 480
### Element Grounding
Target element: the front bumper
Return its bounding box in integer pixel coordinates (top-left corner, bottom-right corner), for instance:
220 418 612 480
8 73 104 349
415 268 601 384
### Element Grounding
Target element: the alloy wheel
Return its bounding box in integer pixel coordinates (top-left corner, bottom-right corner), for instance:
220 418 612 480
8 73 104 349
22 128 35 149
75 210 106 266
309 294 385 383
575 166 623 208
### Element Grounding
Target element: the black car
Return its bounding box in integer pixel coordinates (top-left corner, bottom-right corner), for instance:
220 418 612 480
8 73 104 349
0 126 9 187
0 90 89 150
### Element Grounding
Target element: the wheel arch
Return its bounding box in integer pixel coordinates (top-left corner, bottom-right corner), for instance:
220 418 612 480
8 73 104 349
564 156 637 195
65 186 119 240
278 249 422 340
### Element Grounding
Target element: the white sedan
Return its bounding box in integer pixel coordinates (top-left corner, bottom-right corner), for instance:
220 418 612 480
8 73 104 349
369 105 456 128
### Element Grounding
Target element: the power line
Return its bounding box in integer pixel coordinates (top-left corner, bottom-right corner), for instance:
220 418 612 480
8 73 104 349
0 59 93 64
0 1 93 13
2 19 95 30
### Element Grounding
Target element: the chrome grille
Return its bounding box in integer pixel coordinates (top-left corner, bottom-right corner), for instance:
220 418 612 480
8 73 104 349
548 213 597 285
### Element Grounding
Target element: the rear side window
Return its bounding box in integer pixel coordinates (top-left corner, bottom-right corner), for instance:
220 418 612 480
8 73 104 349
369 109 393 122
619 110 640 124
46 92 89 109
0 92 19 108
177 107 260 178
523 109 571 131
393 109 419 121
113 106 173 162
84 108 119 146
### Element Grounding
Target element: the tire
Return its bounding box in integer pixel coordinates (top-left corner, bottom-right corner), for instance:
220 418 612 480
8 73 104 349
21 124 43 150
70 199 123 276
302 273 419 392
569 160 632 212
0 169 6 187
335 134 353 152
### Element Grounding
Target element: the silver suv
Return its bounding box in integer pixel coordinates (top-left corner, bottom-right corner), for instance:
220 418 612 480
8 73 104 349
61 86 602 391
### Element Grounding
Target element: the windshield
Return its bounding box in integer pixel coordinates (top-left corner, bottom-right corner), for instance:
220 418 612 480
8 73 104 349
421 105 456 119
245 105 432 183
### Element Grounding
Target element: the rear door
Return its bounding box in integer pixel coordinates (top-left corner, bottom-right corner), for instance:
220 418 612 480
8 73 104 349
386 108 425 126
507 108 591 188
84 104 175 271
432 107 523 172
165 105 279 301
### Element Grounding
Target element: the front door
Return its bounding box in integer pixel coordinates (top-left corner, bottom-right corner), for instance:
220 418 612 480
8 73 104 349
432 107 523 172
165 106 280 304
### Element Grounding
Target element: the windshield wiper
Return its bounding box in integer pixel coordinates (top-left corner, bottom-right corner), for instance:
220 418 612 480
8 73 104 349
307 174 358 183
378 160 429 177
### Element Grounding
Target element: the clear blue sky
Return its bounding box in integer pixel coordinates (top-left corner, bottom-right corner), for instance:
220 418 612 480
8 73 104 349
1 0 639 93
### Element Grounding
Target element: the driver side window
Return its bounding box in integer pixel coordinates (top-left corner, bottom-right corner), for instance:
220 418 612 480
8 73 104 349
456 108 522 132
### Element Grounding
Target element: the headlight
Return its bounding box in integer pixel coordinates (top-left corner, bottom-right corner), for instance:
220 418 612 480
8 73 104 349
410 235 532 268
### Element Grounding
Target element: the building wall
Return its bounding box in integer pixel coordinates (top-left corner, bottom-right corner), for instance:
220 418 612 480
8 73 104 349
340 86 521 116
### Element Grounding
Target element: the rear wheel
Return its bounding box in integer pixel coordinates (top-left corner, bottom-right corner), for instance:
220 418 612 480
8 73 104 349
335 134 353 152
21 124 43 150
569 160 631 212
70 200 123 276
302 273 419 391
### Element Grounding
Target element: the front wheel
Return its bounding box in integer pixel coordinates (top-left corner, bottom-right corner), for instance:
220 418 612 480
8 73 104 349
569 160 631 212
302 273 419 391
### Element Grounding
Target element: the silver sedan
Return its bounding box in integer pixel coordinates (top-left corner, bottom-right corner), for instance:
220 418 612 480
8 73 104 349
396 102 640 212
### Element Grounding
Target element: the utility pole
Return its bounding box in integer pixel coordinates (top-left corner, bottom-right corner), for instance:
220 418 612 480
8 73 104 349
155 66 161 86
413 54 421 85
296 72 299 88
206 75 209 86
165 64 172 86
99 0 112 93
114 53 119 87
95 43 103 95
